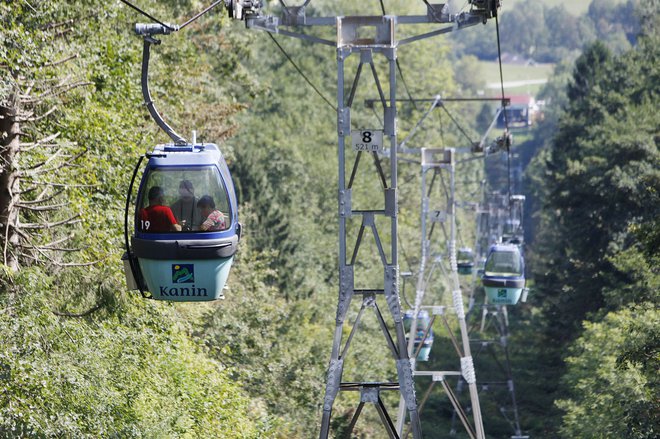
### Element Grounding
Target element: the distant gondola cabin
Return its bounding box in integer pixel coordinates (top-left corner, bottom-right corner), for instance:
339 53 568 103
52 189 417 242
496 95 539 129
457 247 475 275
403 310 434 362
481 244 525 305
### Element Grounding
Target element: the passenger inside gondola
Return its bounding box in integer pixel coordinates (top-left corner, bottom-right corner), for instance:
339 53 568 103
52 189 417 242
170 180 202 231
139 186 182 233
137 165 232 233
197 195 227 231
484 250 522 277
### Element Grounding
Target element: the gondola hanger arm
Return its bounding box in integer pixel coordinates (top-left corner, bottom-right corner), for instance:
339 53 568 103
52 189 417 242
121 0 230 144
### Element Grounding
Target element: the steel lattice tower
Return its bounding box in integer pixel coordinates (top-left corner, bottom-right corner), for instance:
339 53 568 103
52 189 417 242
226 2 503 436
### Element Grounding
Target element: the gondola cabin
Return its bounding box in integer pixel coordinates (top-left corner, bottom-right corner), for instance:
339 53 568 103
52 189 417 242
496 95 538 129
457 247 475 275
124 143 239 301
476 256 486 277
481 244 525 305
403 310 434 362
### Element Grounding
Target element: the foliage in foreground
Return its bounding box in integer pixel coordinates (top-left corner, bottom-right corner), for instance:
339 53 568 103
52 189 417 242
1 1 276 437
4 0 658 437
557 305 659 439
0 267 271 438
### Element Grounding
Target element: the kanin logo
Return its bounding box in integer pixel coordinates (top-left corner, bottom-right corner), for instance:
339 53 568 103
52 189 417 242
172 264 195 283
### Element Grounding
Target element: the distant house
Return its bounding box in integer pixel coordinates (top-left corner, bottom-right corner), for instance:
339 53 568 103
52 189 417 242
496 95 540 129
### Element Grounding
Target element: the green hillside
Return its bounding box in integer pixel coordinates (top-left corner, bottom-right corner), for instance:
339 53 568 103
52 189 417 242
1 1 656 438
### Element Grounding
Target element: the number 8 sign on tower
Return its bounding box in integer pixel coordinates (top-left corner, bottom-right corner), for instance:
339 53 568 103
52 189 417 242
351 129 384 152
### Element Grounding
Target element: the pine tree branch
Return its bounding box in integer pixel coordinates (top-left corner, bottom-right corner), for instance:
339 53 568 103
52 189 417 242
46 260 99 267
18 231 82 253
17 186 38 196
11 226 30 241
20 214 82 230
15 202 70 212
23 148 87 176
17 188 64 205
41 13 95 32
22 243 82 252
34 246 81 252
20 244 101 267
23 140 78 152
41 17 78 31
25 148 63 171
18 132 61 149
18 105 58 123
34 183 97 188
21 143 58 151
54 28 74 39
44 54 78 68
23 233 73 249
20 81 93 104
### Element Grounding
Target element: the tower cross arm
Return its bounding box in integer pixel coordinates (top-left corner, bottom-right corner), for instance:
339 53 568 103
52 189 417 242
225 0 501 33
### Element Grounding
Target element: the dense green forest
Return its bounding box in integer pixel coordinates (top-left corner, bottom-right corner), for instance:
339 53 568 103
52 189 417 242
1 0 658 438
453 0 640 62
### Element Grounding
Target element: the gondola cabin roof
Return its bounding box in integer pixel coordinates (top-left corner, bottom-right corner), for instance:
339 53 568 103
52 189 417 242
458 247 474 255
488 242 522 254
146 143 227 166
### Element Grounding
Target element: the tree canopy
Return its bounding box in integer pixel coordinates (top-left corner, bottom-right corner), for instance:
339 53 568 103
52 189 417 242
519 6 659 436
1 0 658 437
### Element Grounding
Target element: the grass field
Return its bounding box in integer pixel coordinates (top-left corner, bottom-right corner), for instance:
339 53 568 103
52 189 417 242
478 61 556 95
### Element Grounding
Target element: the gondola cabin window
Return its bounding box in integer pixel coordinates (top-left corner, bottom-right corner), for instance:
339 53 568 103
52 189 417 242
484 250 522 277
137 166 231 233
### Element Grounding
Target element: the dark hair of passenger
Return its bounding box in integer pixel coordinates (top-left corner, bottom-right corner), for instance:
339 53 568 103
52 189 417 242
148 186 164 201
197 195 216 209
179 180 194 192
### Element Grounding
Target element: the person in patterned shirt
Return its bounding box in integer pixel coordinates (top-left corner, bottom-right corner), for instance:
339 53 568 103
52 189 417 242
197 195 227 231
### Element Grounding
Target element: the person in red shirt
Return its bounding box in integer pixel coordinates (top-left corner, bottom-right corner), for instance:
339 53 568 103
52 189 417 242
139 186 182 233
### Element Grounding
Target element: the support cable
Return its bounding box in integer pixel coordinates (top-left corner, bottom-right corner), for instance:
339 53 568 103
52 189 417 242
403 382 437 439
269 30 390 200
494 15 508 132
436 108 445 147
119 0 176 30
457 224 466 249
494 14 512 214
439 103 476 146
398 233 415 277
180 0 224 29
120 0 223 30
421 0 441 16
379 0 418 110
278 0 314 8
267 33 337 112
